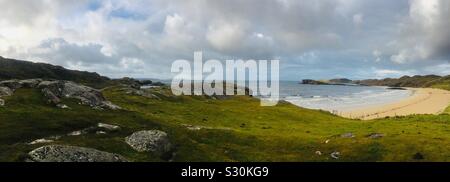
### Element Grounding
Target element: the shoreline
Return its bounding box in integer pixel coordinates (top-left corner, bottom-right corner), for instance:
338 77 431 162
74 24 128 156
339 88 450 120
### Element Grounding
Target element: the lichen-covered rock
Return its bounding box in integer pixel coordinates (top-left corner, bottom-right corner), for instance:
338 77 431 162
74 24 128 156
125 130 172 156
28 145 127 162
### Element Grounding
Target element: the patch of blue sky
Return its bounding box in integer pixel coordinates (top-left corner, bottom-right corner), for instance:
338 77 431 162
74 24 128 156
87 0 102 11
109 8 147 20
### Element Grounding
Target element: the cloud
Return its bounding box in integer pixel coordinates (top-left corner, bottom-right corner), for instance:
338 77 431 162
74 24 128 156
0 0 449 80
353 13 364 26
389 0 450 64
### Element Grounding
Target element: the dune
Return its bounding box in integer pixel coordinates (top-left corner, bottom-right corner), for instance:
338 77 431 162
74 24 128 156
340 88 450 120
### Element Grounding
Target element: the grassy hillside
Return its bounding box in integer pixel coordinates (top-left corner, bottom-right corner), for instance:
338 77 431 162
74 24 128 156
2 86 450 162
0 56 111 88
356 75 450 91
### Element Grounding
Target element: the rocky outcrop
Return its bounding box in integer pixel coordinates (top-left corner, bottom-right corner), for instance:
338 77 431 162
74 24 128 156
0 80 22 90
0 79 120 110
125 130 172 156
28 145 127 162
19 79 43 88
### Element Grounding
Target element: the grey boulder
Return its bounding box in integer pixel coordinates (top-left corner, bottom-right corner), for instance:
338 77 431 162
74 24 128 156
125 130 172 156
28 145 127 162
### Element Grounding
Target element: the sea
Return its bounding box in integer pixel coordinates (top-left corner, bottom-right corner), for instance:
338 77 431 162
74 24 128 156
143 79 413 112
277 81 413 112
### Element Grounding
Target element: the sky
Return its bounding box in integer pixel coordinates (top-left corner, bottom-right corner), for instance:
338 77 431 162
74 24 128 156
0 0 449 80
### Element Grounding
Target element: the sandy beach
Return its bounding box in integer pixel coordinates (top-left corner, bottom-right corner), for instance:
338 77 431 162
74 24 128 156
340 88 450 120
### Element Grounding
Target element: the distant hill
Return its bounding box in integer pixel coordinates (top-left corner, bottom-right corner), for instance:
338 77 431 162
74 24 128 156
355 75 450 90
329 78 353 84
301 78 359 86
0 56 111 88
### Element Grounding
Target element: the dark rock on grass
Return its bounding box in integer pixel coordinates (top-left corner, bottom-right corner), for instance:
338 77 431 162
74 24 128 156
413 152 424 160
366 133 385 139
125 130 172 157
28 145 127 162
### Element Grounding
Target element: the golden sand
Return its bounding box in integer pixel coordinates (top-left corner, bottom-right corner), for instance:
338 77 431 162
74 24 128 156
340 88 450 120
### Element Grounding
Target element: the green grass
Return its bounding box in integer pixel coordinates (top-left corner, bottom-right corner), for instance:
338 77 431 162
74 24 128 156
1 86 450 162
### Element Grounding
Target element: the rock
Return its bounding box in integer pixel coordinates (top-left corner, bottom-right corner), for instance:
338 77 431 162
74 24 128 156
38 80 120 110
122 87 160 100
28 145 127 162
67 130 83 136
182 124 202 131
102 101 122 110
96 131 107 135
0 98 4 106
125 130 172 156
97 123 121 131
330 151 340 159
315 151 322 156
367 133 385 139
139 80 153 85
115 77 142 89
19 79 42 88
0 80 22 90
28 139 54 145
0 86 13 97
56 104 70 109
38 81 64 96
341 133 355 138
41 88 61 104
413 152 424 160
62 81 104 105
324 139 330 144
62 81 121 109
